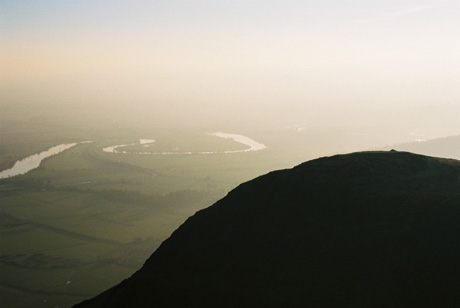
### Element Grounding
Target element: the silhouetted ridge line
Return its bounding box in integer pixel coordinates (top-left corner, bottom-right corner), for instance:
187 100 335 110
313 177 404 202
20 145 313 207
74 151 460 308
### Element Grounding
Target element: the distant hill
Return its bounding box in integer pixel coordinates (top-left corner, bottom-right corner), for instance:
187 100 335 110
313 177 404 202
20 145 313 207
382 135 460 160
74 151 460 308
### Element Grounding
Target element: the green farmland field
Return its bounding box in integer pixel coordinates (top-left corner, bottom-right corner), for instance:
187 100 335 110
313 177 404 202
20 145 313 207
0 114 294 308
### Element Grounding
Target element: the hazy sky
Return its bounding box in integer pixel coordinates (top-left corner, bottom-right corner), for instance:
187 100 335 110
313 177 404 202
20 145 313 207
1 0 459 127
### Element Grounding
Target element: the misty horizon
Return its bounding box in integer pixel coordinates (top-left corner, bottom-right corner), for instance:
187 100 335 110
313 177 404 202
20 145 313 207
1 1 459 138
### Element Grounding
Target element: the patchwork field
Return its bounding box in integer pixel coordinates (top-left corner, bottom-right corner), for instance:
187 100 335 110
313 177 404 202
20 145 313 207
0 116 287 308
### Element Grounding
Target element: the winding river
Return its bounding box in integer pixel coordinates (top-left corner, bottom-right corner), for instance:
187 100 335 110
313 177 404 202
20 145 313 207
0 133 266 179
102 132 266 155
102 139 156 154
0 143 79 179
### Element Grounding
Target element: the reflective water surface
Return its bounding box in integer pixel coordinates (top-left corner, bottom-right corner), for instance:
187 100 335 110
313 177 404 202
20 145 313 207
0 143 78 179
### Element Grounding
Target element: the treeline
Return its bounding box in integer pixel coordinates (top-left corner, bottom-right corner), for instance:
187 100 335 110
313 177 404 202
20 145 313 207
58 185 222 212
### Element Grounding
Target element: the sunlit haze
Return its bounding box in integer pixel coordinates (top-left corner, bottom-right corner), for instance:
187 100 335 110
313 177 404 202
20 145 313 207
1 0 459 135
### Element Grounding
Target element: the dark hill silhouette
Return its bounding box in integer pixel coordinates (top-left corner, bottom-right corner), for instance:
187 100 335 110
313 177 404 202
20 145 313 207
74 151 460 308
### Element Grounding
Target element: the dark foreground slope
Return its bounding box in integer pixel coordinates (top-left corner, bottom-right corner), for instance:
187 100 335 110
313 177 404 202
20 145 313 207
75 151 460 308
